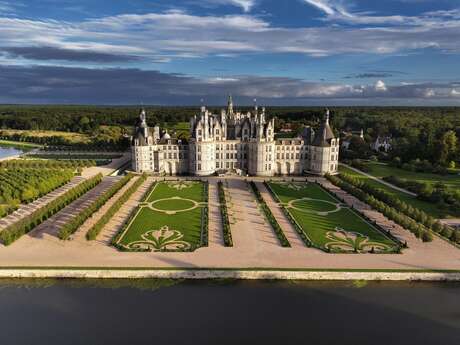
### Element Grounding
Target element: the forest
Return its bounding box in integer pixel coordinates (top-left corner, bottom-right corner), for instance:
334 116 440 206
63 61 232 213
0 105 459 165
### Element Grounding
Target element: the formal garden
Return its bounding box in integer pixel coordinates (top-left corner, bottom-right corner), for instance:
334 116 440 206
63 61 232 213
114 180 208 252
267 181 400 253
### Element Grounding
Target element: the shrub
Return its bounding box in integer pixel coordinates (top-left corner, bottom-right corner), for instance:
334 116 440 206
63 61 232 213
0 174 103 245
248 181 290 247
58 174 135 240
86 174 147 240
217 181 233 247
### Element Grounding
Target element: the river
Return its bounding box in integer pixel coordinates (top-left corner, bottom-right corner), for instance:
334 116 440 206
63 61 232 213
0 145 25 160
0 279 458 345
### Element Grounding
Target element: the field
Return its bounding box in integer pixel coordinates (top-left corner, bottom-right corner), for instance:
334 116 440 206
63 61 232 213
117 180 207 251
361 162 460 191
268 181 398 253
339 165 446 218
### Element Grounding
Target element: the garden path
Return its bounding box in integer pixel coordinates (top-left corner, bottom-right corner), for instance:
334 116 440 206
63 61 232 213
226 179 279 249
0 176 85 230
255 181 305 248
207 180 224 247
341 163 417 197
95 177 154 245
72 176 140 242
26 176 121 240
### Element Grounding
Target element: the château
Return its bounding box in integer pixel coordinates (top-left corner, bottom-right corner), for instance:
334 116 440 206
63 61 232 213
131 96 339 176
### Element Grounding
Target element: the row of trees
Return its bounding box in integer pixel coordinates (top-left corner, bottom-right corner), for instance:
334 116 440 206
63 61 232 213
58 174 135 240
86 174 147 240
249 181 290 247
383 175 460 216
326 174 433 243
0 174 102 245
217 181 233 247
0 159 96 169
0 168 74 205
331 173 460 245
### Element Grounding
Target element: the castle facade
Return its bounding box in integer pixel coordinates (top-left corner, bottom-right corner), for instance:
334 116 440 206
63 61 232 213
131 97 339 176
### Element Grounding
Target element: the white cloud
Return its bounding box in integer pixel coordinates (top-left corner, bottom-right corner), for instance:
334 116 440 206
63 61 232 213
0 8 460 65
451 89 460 97
200 0 256 12
375 80 387 91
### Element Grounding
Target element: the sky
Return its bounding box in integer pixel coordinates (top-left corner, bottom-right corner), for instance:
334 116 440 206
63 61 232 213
0 0 459 105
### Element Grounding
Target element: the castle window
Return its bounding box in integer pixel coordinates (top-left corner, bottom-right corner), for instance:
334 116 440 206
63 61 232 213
277 153 280 159
198 130 202 136
216 153 219 159
198 163 201 170
216 162 220 168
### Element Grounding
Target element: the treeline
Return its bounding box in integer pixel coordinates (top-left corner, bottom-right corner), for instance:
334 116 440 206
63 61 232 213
328 173 460 246
248 181 290 247
217 181 233 247
58 174 135 240
0 174 102 245
383 175 460 216
0 159 97 169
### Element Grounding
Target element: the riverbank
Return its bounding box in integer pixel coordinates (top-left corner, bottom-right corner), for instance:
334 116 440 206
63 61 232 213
0 267 459 281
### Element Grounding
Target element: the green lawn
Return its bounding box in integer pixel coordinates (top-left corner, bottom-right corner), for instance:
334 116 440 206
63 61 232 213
118 181 206 251
268 182 398 253
363 162 460 191
339 165 447 218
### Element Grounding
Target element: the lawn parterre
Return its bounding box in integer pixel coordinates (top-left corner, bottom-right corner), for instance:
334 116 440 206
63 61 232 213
268 181 399 253
116 180 208 251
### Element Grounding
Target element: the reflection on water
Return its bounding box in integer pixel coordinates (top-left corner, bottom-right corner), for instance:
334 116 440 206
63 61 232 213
0 279 458 345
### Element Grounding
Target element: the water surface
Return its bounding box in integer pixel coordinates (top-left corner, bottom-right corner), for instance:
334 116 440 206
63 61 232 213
0 145 24 160
0 279 458 345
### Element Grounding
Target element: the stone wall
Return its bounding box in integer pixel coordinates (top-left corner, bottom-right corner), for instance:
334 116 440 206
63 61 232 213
0 269 458 281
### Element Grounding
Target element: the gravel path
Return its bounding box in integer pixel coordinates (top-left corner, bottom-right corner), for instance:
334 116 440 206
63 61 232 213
255 181 305 248
342 163 417 197
207 180 224 247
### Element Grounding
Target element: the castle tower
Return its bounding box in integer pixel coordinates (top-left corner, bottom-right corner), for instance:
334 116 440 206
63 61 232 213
309 108 339 175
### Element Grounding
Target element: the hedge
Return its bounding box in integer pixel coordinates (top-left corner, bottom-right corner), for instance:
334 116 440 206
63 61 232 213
0 174 103 245
333 172 459 247
248 181 290 247
217 181 233 247
58 174 135 240
200 181 209 247
86 174 147 240
112 180 157 250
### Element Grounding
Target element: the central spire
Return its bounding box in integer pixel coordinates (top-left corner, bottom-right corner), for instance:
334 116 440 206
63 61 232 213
227 94 234 115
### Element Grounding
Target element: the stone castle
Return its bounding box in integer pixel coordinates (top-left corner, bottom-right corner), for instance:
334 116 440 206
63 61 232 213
131 96 339 176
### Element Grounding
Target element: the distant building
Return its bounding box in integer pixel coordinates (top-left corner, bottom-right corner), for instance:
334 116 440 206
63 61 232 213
371 136 392 152
341 129 364 150
131 96 339 176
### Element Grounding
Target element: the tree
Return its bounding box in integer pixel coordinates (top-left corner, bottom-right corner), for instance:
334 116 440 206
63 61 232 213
438 130 458 166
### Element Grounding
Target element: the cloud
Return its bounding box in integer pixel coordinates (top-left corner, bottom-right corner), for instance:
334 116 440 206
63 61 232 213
0 9 459 66
375 80 387 91
0 46 141 62
303 0 460 26
344 72 395 79
0 64 458 105
197 0 256 12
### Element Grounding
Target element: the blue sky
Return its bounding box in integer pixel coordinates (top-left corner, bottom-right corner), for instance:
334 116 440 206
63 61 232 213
0 0 459 105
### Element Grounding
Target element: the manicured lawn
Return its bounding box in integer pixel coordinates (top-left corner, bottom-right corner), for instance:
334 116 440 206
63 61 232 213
268 182 398 253
339 165 445 218
118 181 206 251
363 162 460 191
